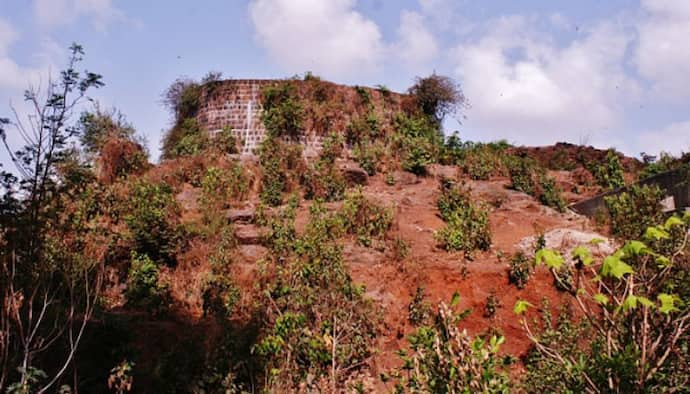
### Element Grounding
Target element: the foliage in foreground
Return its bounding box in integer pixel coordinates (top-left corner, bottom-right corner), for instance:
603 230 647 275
517 213 690 392
391 300 510 393
255 200 378 391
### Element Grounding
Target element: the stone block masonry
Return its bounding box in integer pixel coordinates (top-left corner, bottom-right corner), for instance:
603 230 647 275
195 78 409 156
196 79 273 155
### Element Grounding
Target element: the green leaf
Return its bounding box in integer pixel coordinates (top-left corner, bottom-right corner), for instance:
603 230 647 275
601 255 634 279
514 300 533 315
637 296 655 308
535 249 564 269
623 240 648 257
572 246 593 266
450 291 461 307
664 216 684 229
658 293 680 314
655 255 671 267
589 238 605 245
644 226 669 241
593 293 609 305
622 295 638 312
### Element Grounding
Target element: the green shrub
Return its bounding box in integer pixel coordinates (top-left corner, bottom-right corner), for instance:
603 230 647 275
506 155 538 195
124 180 182 265
302 133 346 202
339 188 393 247
408 286 432 326
589 149 625 190
392 113 442 176
163 118 208 159
255 197 377 390
345 112 380 145
199 165 248 225
506 155 566 212
125 252 170 312
604 184 665 240
508 252 531 289
258 137 304 206
393 301 510 392
353 140 385 176
522 306 590 392
539 176 567 212
261 81 304 139
435 180 491 256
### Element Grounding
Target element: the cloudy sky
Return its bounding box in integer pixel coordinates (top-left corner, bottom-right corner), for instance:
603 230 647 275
1 0 690 162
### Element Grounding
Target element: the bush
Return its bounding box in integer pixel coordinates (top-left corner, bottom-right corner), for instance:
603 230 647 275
604 184 665 240
345 112 380 145
353 140 385 176
392 113 442 176
78 107 136 154
302 133 346 201
435 180 491 256
339 188 393 247
508 252 531 289
162 118 208 159
506 155 566 212
589 149 625 190
97 137 149 184
124 180 182 265
538 176 567 212
255 198 377 390
261 81 304 139
199 165 249 224
392 301 510 392
408 286 432 326
125 252 170 312
257 137 305 206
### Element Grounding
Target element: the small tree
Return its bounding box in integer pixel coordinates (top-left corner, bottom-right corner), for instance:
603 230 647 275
408 73 467 125
0 43 105 392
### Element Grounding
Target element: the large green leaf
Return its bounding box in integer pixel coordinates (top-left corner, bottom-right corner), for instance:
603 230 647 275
664 216 684 230
601 255 634 279
572 245 593 266
644 226 669 241
593 293 609 305
623 240 648 257
535 249 564 269
514 300 533 315
658 293 681 314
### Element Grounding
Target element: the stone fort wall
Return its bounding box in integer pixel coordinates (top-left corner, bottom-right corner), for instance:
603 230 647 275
196 79 332 155
195 78 409 155
195 79 273 154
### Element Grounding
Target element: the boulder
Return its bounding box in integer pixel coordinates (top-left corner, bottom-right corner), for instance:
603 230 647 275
341 163 369 186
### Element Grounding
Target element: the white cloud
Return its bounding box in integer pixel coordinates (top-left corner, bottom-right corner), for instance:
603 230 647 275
637 121 690 156
33 0 123 31
636 0 690 100
248 0 384 79
0 18 46 90
394 10 439 69
452 16 639 147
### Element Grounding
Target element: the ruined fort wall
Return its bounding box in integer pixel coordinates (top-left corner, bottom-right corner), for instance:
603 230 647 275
195 79 410 155
195 79 272 154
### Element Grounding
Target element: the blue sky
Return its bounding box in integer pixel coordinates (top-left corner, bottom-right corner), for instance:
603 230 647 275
1 0 690 162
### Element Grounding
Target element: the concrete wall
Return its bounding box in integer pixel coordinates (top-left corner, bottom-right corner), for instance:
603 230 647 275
570 166 690 216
